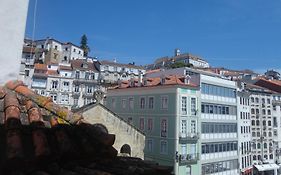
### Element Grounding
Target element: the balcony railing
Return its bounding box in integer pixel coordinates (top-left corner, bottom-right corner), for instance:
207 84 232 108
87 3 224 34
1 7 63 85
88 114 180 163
179 153 199 165
73 78 98 84
179 132 199 143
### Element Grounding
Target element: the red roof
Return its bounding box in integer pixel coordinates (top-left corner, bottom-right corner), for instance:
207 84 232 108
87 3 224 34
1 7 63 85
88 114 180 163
114 75 198 89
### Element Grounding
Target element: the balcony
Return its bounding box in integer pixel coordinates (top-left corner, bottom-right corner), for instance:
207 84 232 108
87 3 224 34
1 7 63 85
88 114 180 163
179 132 199 143
179 153 199 165
73 78 98 85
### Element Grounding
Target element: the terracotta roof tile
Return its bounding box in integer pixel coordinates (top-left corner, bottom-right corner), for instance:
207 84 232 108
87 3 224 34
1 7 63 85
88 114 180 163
116 75 197 89
34 64 47 71
0 80 172 175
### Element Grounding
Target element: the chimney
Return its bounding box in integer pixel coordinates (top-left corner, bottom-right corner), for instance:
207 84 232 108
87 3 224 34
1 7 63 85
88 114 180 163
160 74 166 85
138 72 143 86
175 48 181 56
184 75 191 84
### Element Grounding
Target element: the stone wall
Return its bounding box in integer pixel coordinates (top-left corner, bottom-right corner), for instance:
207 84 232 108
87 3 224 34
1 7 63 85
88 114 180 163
81 104 145 159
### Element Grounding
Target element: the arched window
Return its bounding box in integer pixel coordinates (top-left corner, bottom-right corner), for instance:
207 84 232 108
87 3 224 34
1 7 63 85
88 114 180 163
257 143 261 149
252 143 256 149
270 154 273 159
258 155 261 160
255 98 259 103
252 120 255 126
268 121 271 126
263 132 267 137
120 144 131 156
264 143 267 149
268 110 271 115
256 120 260 126
251 97 254 103
263 120 266 126
253 155 257 160
264 154 268 159
251 109 255 114
262 109 266 115
257 132 261 137
256 109 259 114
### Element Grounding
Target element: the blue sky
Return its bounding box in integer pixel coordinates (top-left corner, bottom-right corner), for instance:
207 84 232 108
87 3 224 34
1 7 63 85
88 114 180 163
25 0 281 72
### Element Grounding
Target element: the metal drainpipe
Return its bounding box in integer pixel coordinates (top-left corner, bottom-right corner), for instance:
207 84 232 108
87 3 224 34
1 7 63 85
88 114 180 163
174 89 179 175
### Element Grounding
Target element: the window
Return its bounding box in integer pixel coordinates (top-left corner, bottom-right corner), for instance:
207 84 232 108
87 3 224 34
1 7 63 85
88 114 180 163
129 98 134 109
161 119 167 137
86 86 92 93
140 97 145 109
25 70 30 76
74 98 78 106
75 71 80 79
122 99 126 109
140 118 144 130
161 96 168 109
73 48 76 52
191 98 196 115
147 118 153 131
63 82 69 91
181 97 187 114
160 140 168 154
50 94 57 102
61 94 69 103
74 85 79 92
181 120 187 134
55 45 58 50
191 120 196 134
111 98 116 109
148 97 154 109
147 139 153 152
85 72 90 80
52 81 58 89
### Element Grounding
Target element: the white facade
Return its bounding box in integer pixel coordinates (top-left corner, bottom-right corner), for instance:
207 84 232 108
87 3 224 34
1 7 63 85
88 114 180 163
200 74 239 175
0 0 29 84
61 43 84 62
272 94 281 163
99 61 146 83
250 91 275 165
237 88 252 175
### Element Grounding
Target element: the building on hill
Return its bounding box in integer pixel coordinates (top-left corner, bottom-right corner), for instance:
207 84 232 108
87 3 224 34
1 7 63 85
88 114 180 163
147 49 210 70
105 74 202 175
23 38 85 64
99 60 146 84
73 103 145 159
30 59 101 109
265 69 280 80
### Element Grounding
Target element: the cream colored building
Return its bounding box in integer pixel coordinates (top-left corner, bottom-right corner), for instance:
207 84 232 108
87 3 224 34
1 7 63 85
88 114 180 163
74 103 145 159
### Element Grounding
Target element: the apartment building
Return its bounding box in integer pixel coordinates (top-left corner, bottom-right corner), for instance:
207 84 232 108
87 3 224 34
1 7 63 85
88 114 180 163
146 67 240 175
237 83 252 175
31 59 100 109
99 60 146 84
200 74 239 175
106 75 201 175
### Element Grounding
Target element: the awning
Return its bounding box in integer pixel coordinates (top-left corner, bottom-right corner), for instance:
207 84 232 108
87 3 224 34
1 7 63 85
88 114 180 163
254 164 279 171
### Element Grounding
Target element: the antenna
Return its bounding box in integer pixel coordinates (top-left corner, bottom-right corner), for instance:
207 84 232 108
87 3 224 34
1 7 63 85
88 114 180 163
29 0 38 61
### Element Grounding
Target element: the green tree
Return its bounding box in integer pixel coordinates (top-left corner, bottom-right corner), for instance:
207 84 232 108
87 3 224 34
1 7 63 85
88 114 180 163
80 34 90 57
169 62 193 69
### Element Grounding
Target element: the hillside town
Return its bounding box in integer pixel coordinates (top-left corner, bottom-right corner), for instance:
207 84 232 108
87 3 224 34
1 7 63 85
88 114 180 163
2 0 281 175
18 36 281 175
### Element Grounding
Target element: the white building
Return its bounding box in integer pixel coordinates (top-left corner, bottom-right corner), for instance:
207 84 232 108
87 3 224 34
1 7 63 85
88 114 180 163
99 60 146 84
237 83 252 175
30 59 101 109
0 0 29 84
200 74 239 175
